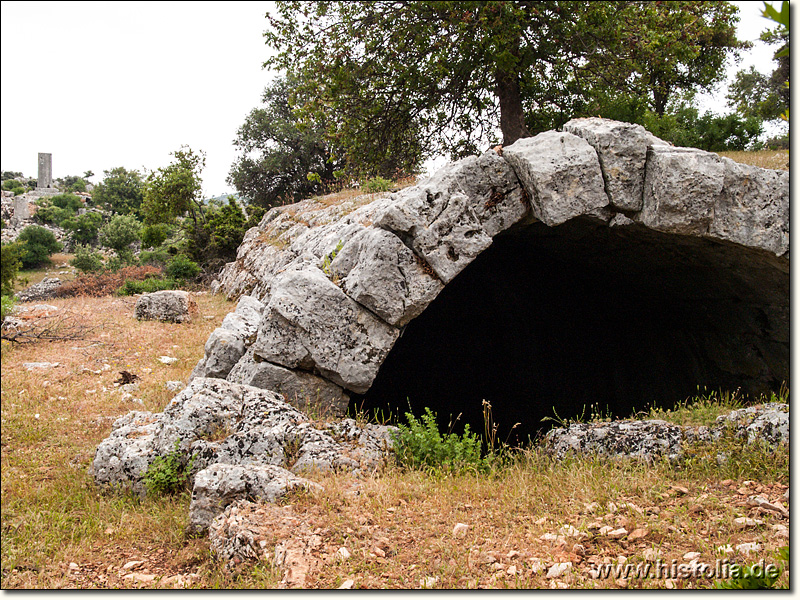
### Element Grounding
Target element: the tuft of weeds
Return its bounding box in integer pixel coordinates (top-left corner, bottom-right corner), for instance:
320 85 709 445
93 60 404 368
143 439 196 496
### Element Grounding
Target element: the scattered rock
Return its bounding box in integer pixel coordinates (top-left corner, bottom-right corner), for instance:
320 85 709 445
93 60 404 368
15 277 62 302
734 517 764 529
452 523 469 538
608 528 628 540
339 579 355 589
157 356 178 365
165 381 184 392
23 362 60 371
420 576 438 588
736 543 761 555
134 290 197 323
546 562 573 579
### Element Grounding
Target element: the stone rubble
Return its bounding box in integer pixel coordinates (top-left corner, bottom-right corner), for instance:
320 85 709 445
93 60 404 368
134 290 197 323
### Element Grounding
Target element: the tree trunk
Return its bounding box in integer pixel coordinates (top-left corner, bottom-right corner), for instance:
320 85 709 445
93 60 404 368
496 69 531 146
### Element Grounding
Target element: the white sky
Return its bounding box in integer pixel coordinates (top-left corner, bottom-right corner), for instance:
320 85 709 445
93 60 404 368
0 1 786 198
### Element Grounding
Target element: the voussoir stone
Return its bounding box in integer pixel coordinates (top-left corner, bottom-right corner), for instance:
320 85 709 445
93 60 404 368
330 226 444 326
562 117 664 212
707 158 789 255
503 130 609 226
248 264 399 394
134 290 196 323
227 349 350 416
639 145 726 235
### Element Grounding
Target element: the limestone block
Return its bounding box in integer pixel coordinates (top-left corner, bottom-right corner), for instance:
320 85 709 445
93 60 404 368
331 227 444 326
563 117 664 211
188 463 321 534
220 294 264 339
707 158 789 255
134 290 196 323
227 350 350 416
249 266 399 394
197 328 247 380
639 145 725 235
503 131 609 226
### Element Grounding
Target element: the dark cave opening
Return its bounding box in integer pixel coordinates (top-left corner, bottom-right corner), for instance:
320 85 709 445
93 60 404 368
351 217 789 445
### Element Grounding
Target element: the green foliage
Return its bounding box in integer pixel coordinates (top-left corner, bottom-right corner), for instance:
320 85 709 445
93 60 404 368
362 176 393 193
51 193 84 212
34 204 72 227
117 277 179 296
391 407 485 473
1 295 16 321
16 226 60 268
140 223 170 249
321 240 344 278
203 197 246 259
57 175 87 193
228 77 347 207
265 1 747 169
99 214 140 256
1 171 23 181
69 245 105 273
2 179 25 196
142 440 195 496
1 240 26 295
92 167 145 216
711 546 788 589
62 211 103 245
142 147 205 226
642 101 763 151
165 254 200 281
139 247 172 267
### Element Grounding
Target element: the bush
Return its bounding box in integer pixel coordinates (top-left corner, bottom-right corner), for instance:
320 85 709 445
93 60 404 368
16 226 61 268
1 179 25 196
140 223 170 249
1 240 26 295
51 193 84 212
99 214 140 256
34 204 73 227
69 245 105 273
1 295 16 321
62 211 103 245
165 254 200 281
391 407 485 473
362 176 393 193
143 440 195 496
139 248 172 267
117 277 178 296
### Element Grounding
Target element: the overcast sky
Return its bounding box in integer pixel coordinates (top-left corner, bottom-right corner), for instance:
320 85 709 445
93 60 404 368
0 1 785 198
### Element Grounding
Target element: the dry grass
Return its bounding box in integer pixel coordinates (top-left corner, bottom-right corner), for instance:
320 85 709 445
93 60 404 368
1 293 790 589
716 150 789 171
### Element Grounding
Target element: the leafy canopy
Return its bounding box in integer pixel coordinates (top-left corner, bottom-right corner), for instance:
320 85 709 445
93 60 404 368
92 167 145 216
264 1 747 170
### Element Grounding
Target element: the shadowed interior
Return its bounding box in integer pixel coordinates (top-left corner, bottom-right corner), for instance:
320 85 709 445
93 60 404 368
351 217 789 444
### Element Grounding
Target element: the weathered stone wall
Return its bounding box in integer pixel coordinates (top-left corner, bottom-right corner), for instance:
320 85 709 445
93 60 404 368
202 118 787 437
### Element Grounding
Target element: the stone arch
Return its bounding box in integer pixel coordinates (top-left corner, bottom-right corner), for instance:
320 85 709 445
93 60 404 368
203 118 788 439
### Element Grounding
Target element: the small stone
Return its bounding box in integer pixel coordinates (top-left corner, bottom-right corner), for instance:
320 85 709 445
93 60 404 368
453 522 469 538
122 560 144 571
157 356 178 365
734 517 764 529
506 550 520 560
339 579 355 589
540 533 559 542
506 565 518 576
736 542 761 555
717 545 734 555
529 558 546 574
583 502 600 514
628 528 648 542
642 549 661 562
337 547 351 561
572 544 586 557
69 562 79 571
559 524 581 537
665 579 675 589
598 526 614 536
124 573 157 584
682 552 701 561
546 562 573 579
670 485 689 496
617 555 628 564
608 528 628 539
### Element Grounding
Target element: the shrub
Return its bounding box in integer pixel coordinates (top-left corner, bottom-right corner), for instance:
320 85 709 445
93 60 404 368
51 193 84 212
1 240 26 295
362 176 393 193
143 440 195 496
117 277 178 296
34 204 73 227
1 295 16 321
62 211 103 245
1 179 25 196
69 245 105 273
139 248 172 267
99 214 141 256
391 407 485 473
165 254 200 281
140 223 170 249
16 226 61 268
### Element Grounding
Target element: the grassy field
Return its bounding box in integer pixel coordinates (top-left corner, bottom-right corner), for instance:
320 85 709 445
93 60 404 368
0 290 789 589
716 149 789 171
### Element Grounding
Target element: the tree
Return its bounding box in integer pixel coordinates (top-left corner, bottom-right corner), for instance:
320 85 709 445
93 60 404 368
265 1 747 168
62 211 103 245
1 240 26 295
16 226 61 268
99 214 140 260
92 167 145 216
142 147 205 229
228 77 348 207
